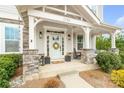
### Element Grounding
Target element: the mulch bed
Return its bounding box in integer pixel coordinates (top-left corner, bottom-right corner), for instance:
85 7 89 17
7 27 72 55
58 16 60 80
52 61 64 64
79 69 119 88
11 66 23 80
20 76 65 88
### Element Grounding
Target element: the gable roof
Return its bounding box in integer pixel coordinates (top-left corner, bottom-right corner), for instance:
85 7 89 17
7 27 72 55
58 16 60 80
16 5 122 31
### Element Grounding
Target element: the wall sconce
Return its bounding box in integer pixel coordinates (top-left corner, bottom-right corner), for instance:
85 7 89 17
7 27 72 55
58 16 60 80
39 31 43 39
68 34 71 40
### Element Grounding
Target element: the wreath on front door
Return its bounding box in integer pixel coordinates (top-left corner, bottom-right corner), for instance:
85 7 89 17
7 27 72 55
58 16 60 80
53 42 60 50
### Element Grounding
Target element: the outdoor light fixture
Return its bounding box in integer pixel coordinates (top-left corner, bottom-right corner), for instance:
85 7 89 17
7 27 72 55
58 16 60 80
39 31 42 39
68 34 71 40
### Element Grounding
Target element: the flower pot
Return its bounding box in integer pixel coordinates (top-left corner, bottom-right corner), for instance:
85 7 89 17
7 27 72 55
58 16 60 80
44 56 51 64
65 55 71 62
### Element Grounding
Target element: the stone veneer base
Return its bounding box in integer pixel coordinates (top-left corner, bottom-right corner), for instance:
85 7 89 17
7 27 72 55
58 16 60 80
23 49 40 82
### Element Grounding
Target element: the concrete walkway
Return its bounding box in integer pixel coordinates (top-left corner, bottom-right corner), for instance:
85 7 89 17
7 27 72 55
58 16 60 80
58 71 93 88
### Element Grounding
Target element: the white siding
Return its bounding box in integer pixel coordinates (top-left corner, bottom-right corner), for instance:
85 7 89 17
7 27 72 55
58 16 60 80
36 25 44 54
0 22 5 53
0 5 21 20
66 30 72 52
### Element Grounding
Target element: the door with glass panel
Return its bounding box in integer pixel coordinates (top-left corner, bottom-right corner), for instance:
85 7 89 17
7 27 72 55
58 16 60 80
47 32 64 59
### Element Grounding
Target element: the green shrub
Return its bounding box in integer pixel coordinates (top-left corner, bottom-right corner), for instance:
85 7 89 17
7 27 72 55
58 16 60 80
96 51 122 73
0 54 22 67
0 58 16 78
120 64 124 69
0 54 22 88
0 67 9 80
111 70 124 88
119 51 124 64
0 79 10 88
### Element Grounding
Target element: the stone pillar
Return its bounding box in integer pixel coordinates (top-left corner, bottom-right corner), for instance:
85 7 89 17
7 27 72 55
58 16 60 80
81 49 97 64
23 49 40 81
23 27 29 49
81 27 96 64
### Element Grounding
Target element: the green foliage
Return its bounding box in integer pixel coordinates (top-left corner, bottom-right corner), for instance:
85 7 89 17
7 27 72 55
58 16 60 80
0 54 22 88
120 64 124 69
111 70 124 88
0 67 9 80
0 54 22 67
116 34 124 51
119 51 124 64
96 51 122 73
96 34 124 51
96 36 111 50
0 58 16 78
0 79 10 88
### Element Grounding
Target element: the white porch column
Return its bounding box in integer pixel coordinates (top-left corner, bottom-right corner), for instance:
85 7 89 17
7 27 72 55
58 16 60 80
92 35 96 50
29 16 35 49
71 28 74 52
111 32 116 48
82 27 91 49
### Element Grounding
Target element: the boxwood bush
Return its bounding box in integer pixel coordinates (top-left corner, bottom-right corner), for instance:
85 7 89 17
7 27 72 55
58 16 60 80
0 54 22 67
0 58 16 78
119 51 124 64
0 79 10 88
96 51 122 73
0 67 9 80
0 54 22 88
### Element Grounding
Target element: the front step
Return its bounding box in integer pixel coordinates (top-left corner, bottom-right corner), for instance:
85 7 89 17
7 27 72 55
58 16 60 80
58 70 93 88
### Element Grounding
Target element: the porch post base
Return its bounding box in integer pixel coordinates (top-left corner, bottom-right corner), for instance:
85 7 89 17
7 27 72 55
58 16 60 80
23 49 40 82
108 48 119 54
81 49 97 64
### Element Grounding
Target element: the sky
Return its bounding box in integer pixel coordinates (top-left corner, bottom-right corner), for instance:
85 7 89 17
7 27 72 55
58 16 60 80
104 5 124 28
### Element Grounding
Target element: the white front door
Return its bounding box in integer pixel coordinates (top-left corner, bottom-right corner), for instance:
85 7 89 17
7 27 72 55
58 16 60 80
48 33 64 59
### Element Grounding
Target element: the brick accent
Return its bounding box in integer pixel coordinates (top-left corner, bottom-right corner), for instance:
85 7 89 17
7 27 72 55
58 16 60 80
23 27 29 49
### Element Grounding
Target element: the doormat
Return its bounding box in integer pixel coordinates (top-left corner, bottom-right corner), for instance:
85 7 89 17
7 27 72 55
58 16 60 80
52 61 64 64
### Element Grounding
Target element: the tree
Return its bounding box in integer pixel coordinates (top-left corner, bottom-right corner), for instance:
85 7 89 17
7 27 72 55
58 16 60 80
96 35 111 50
96 33 124 51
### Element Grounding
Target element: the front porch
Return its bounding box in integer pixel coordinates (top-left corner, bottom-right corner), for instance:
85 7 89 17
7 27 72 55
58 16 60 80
17 5 121 82
39 60 99 78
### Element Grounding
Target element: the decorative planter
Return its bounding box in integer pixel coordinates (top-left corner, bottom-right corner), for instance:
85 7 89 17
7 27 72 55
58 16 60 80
65 55 71 62
44 56 51 64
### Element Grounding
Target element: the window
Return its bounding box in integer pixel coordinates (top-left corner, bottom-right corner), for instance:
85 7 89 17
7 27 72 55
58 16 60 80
5 26 20 52
77 35 83 50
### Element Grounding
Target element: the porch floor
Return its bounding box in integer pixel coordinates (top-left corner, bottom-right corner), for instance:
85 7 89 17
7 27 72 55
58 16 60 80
39 60 99 78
